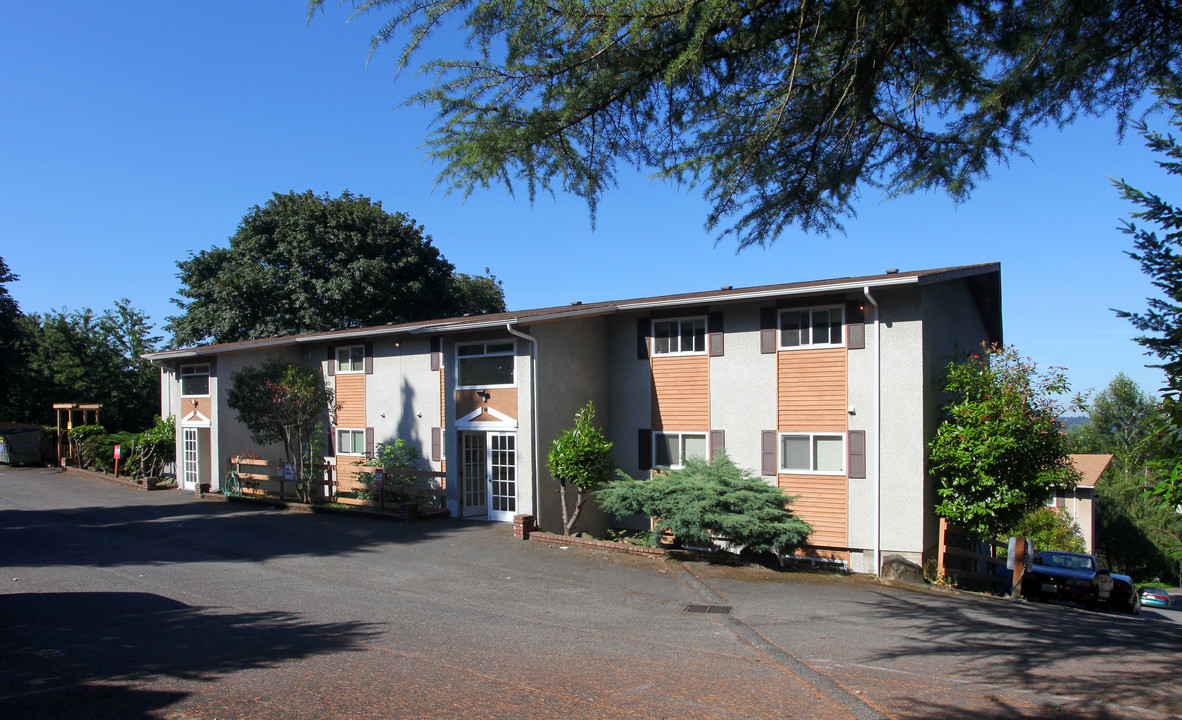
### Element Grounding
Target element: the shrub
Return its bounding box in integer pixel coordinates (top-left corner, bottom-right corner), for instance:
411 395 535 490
1002 506 1086 554
596 452 812 555
355 439 431 506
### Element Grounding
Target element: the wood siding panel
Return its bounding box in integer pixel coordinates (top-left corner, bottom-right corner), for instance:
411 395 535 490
651 355 710 430
335 456 368 494
778 348 847 432
779 473 848 548
455 388 518 422
335 374 366 428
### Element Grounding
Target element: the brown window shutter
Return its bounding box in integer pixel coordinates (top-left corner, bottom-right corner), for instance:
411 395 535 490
760 308 777 354
848 430 866 479
430 337 442 371
761 430 776 476
329 425 337 454
365 427 375 457
638 428 652 470
846 301 865 350
326 346 335 376
710 430 725 461
431 427 441 462
707 311 724 357
637 317 650 360
364 342 374 374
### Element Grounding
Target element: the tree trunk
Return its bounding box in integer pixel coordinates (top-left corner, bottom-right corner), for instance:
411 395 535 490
564 490 588 536
558 480 571 535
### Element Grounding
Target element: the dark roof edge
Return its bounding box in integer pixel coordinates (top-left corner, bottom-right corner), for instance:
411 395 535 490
144 262 1000 361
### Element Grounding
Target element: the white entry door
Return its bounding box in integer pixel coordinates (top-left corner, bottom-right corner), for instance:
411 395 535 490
487 432 517 522
461 432 487 517
181 427 199 491
460 431 518 521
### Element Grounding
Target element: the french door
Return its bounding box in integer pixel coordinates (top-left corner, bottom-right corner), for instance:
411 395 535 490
181 427 199 491
460 431 517 521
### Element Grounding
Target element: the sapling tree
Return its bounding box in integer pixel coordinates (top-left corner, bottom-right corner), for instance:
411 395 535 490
547 402 615 535
597 453 812 555
226 359 338 502
929 344 1084 540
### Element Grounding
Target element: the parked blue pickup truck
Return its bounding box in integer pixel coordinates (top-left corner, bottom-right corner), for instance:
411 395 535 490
1021 551 1114 611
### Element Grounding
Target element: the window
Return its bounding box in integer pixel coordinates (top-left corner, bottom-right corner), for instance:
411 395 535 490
780 307 843 348
780 433 845 474
180 364 210 397
457 340 515 388
652 317 706 355
336 428 366 456
336 345 365 373
654 431 708 469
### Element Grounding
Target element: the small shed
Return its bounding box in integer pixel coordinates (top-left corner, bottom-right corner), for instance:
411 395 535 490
0 423 45 466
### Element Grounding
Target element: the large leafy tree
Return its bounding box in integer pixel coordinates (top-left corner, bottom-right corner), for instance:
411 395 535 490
929 344 1083 540
0 257 25 420
1072 373 1162 477
19 302 162 431
226 359 339 503
310 0 1182 247
166 190 505 347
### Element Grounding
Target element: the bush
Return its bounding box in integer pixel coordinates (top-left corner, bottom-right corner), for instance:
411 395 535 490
596 453 812 555
1003 506 1086 554
355 439 431 506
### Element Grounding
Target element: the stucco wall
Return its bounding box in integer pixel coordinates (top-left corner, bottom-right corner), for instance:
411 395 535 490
920 278 994 558
365 335 441 469
709 302 779 480
844 287 928 571
217 348 307 472
531 316 612 535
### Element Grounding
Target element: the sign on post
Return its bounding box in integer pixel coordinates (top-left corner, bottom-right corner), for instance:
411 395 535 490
375 469 384 488
113 445 121 477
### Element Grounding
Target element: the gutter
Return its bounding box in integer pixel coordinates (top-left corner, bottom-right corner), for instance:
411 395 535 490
505 324 541 523
863 286 881 578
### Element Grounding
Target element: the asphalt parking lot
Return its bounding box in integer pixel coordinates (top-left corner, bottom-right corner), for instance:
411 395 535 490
3 466 1182 719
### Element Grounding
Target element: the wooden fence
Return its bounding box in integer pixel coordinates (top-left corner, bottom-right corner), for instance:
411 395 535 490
936 518 1011 594
226 456 446 511
227 457 333 502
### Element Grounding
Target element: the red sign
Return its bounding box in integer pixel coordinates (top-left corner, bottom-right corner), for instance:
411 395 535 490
113 445 121 459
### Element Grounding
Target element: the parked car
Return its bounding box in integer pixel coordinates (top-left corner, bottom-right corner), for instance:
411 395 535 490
1108 573 1140 614
1021 551 1114 610
1140 587 1172 610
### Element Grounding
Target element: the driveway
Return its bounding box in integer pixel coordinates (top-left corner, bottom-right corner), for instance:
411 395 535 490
3 466 1181 719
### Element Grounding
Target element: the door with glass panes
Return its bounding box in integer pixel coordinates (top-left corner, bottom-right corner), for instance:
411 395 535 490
460 431 517 521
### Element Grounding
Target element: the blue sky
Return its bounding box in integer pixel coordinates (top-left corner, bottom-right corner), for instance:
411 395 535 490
3 2 1178 404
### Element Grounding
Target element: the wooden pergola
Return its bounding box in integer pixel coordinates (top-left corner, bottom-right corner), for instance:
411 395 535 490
53 403 101 465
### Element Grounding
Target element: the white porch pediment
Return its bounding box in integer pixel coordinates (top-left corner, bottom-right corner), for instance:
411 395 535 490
181 409 211 427
455 405 516 430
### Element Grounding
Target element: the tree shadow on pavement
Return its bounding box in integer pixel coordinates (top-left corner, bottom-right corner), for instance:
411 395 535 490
0 498 491 570
0 591 381 719
852 589 1182 717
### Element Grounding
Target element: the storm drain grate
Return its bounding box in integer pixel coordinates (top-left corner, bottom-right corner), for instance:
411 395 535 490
684 603 732 614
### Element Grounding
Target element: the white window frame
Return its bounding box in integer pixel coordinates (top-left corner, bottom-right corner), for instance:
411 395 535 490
455 340 516 389
180 363 211 398
336 428 366 456
651 317 707 356
336 345 365 374
779 432 846 475
779 306 844 349
653 431 709 470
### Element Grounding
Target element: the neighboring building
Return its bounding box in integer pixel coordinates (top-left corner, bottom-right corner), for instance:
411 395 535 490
145 263 1002 574
1059 453 1113 554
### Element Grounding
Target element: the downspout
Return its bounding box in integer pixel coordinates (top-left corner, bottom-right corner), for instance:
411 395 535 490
863 287 881 577
506 324 540 522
